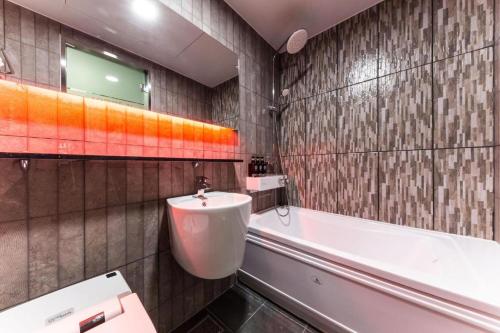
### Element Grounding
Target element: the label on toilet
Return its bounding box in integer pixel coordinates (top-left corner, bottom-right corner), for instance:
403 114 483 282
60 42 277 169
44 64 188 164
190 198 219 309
79 312 105 333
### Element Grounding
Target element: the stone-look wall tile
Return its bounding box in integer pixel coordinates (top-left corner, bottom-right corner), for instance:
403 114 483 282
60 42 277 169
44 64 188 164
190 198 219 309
58 211 84 287
107 161 126 206
126 259 145 303
379 150 433 228
0 159 27 222
172 162 184 196
144 200 159 257
281 155 306 207
85 208 107 278
433 48 494 148
20 8 34 46
0 219 28 309
58 161 84 214
306 92 336 155
305 28 337 96
127 161 144 204
433 0 494 61
143 255 159 311
0 0 4 50
337 79 377 153
126 203 144 263
379 65 432 150
338 153 378 219
280 50 307 103
4 2 20 42
379 0 432 76
306 154 337 212
85 161 107 210
338 7 378 86
495 147 500 242
279 100 305 156
434 148 494 239
159 162 172 199
29 215 58 298
143 162 159 201
107 205 126 270
29 160 57 218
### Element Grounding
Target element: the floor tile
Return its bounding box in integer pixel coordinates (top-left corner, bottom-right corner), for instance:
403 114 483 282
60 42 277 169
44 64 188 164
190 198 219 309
207 285 263 331
188 315 225 333
238 304 305 333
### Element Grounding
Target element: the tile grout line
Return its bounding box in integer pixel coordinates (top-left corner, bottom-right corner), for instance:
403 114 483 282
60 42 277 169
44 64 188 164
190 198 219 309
235 302 265 332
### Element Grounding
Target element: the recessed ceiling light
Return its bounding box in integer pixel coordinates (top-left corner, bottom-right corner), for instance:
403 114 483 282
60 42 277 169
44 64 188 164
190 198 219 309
131 0 158 21
105 75 119 83
103 51 118 59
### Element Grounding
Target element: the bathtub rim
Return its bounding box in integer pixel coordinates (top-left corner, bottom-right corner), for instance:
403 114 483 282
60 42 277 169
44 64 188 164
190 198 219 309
248 207 500 319
242 233 500 333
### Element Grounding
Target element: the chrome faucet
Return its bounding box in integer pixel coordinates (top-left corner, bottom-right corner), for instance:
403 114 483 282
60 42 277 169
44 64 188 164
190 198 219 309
193 176 211 199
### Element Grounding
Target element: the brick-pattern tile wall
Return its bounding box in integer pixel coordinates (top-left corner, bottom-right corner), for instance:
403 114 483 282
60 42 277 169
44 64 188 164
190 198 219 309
279 0 499 241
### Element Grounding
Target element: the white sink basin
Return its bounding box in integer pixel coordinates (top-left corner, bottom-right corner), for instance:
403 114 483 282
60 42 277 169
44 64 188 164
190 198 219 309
167 191 252 279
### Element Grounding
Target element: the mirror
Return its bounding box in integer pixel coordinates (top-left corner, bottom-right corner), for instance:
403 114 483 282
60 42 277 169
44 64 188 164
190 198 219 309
13 0 240 129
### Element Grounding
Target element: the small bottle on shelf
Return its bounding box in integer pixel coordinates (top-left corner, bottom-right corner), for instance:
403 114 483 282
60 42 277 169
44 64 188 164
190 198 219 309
248 156 255 177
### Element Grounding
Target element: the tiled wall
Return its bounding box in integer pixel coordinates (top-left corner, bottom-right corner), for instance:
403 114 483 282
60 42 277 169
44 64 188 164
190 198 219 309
0 0 276 331
279 0 499 240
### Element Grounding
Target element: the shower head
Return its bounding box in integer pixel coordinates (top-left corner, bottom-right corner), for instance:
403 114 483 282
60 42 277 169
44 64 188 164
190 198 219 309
286 29 308 54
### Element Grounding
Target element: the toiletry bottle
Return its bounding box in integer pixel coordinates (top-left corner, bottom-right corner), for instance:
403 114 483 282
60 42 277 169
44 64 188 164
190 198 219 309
258 157 263 175
263 158 268 174
248 156 255 177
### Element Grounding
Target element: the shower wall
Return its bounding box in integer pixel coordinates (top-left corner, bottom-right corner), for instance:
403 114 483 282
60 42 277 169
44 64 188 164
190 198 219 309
279 0 499 240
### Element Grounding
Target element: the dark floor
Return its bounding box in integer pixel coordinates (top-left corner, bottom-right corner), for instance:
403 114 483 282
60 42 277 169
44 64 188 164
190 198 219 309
172 283 320 333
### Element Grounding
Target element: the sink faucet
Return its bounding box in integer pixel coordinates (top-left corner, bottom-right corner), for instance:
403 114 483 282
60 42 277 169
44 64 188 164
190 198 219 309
194 176 211 199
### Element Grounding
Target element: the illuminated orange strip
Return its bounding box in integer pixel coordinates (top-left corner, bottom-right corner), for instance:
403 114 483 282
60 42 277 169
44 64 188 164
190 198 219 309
0 79 237 159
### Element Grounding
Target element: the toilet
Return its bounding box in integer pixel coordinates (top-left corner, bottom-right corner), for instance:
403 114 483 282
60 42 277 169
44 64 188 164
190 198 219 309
0 272 156 333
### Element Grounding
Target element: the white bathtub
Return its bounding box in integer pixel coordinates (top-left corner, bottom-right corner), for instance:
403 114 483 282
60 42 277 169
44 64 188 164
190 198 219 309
239 207 500 333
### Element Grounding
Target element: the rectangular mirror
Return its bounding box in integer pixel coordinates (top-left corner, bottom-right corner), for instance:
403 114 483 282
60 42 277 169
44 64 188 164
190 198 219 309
12 0 240 129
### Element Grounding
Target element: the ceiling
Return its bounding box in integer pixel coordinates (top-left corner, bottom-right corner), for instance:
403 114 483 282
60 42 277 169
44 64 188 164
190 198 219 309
9 0 238 87
224 0 382 51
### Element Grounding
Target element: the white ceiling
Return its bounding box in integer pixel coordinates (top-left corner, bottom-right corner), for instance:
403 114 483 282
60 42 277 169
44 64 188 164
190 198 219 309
9 0 238 87
224 0 383 51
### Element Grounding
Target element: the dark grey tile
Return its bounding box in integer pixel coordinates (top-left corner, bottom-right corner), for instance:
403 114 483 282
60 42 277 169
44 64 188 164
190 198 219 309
34 14 49 49
144 161 159 201
107 205 126 270
143 255 158 311
58 211 84 287
84 208 107 278
0 219 28 310
281 155 306 207
127 161 144 203
35 47 49 84
126 203 144 263
126 259 145 303
188 315 225 333
107 161 126 206
172 162 184 196
29 215 58 298
20 8 35 46
85 161 107 210
4 1 20 42
143 200 159 257
239 304 304 333
207 285 263 332
0 159 27 222
21 43 35 81
28 159 57 218
58 160 84 214
159 162 172 199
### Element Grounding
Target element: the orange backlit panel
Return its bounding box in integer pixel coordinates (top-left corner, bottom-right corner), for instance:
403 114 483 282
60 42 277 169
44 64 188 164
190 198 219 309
0 80 238 160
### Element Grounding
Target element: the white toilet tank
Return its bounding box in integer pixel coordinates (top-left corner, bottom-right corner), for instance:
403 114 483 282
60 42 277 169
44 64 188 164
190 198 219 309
0 272 156 333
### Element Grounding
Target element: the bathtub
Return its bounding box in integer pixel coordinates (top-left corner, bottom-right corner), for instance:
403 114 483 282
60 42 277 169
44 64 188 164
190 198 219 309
239 207 500 333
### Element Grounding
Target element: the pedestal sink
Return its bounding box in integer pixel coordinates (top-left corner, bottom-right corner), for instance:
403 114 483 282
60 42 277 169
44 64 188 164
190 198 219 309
167 191 252 279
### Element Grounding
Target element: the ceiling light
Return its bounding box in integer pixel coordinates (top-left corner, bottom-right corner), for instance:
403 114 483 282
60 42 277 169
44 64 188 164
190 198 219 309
131 0 158 21
60 59 66 67
103 51 118 59
105 75 119 83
